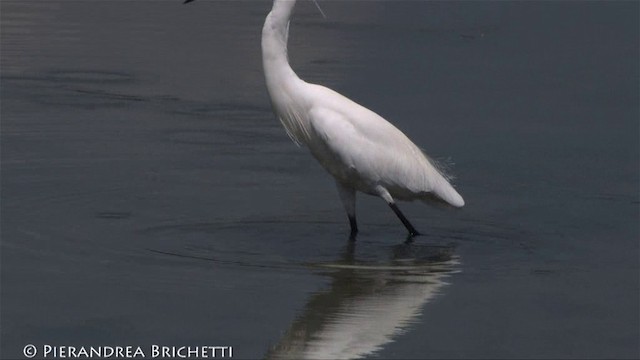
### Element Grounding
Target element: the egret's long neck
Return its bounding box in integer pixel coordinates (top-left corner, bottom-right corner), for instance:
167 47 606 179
262 0 300 93
262 0 312 145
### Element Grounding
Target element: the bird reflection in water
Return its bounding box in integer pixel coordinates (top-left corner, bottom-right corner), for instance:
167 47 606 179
266 242 459 360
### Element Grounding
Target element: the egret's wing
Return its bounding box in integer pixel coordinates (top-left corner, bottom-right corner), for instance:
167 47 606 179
308 107 363 165
309 104 464 207
309 107 421 189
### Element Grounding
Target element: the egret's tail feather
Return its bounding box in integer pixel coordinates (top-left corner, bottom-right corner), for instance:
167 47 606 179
424 154 455 182
440 187 465 207
421 186 465 208
421 154 464 207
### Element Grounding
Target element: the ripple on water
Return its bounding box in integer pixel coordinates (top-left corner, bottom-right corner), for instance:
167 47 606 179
3 69 135 85
170 101 271 120
46 69 134 84
137 219 461 274
95 211 132 220
4 69 142 109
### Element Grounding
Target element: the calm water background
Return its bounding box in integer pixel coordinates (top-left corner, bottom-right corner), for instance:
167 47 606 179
1 1 638 359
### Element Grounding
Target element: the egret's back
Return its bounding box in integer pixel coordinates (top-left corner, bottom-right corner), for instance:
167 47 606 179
303 84 464 208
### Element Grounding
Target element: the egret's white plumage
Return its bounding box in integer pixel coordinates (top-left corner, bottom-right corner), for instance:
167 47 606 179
262 0 464 238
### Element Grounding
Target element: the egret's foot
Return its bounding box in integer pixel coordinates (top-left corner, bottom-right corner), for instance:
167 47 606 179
405 230 421 244
348 230 358 242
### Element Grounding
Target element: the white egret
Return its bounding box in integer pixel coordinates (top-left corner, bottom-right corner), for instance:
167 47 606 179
187 0 464 238
261 0 464 239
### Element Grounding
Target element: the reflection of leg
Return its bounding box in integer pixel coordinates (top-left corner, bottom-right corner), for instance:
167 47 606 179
348 215 358 240
336 181 357 239
342 240 356 262
376 185 420 237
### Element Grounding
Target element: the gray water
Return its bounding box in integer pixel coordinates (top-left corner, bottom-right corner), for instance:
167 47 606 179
1 1 638 359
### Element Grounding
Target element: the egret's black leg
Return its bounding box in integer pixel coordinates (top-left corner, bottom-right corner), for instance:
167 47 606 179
336 181 358 241
348 215 358 241
389 203 420 237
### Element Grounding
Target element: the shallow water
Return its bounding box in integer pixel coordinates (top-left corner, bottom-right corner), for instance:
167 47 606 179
1 1 638 359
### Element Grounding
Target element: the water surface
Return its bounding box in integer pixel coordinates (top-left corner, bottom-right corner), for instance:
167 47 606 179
2 1 638 359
